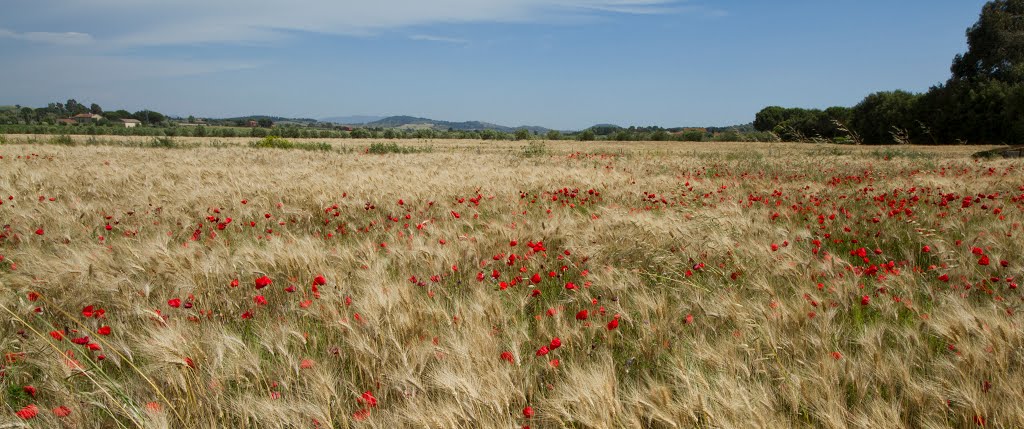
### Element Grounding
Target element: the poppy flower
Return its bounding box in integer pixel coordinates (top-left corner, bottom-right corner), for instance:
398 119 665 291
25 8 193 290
97 326 111 336
831 352 842 360
168 298 181 308
254 295 268 306
313 275 327 286
500 351 515 364
34 229 44 236
360 391 378 407
49 330 64 341
684 314 693 324
23 385 36 397
255 276 272 289
607 317 619 330
353 409 371 421
523 406 534 418
861 295 870 306
52 406 71 418
972 247 984 255
530 273 542 284
575 310 588 320
938 273 950 282
978 255 990 266
922 245 931 253
15 404 38 420
71 336 90 345
550 337 562 349
230 279 239 288
536 346 549 356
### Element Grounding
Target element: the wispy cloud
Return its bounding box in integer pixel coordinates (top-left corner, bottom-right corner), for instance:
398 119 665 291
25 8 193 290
4 0 689 47
411 34 470 44
0 28 94 45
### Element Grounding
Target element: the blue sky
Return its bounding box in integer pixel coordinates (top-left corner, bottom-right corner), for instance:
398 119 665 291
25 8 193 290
0 0 989 130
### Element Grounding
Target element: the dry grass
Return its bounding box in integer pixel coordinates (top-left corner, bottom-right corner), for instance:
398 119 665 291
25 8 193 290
0 137 1022 428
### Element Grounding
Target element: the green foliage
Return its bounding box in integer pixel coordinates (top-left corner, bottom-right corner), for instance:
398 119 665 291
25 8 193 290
249 136 332 151
754 106 852 142
250 135 293 149
367 142 429 154
850 91 922 145
150 136 177 148
520 140 549 158
0 134 6 145
50 134 75 146
951 0 1024 83
678 130 705 142
514 128 532 141
545 130 562 140
577 130 596 141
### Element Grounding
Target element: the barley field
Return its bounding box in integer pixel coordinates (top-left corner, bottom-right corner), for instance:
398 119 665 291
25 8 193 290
1 136 1022 428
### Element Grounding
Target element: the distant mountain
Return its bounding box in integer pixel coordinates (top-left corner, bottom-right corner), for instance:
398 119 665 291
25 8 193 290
364 115 552 133
320 115 386 125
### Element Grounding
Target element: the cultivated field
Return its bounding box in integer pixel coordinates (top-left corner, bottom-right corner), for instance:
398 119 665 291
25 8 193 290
1 137 1022 428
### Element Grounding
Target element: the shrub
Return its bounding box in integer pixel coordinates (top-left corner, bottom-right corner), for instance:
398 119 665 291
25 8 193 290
250 135 294 149
367 142 428 154
520 140 549 158
50 135 76 146
150 136 177 148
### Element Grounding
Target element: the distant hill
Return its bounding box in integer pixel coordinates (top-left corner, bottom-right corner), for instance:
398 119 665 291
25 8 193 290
364 115 551 133
320 115 386 125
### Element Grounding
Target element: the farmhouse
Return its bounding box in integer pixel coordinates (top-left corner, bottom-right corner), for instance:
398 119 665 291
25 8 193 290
121 119 142 128
72 113 103 123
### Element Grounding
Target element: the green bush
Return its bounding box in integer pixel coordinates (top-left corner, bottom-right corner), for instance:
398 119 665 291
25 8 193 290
50 135 75 145
520 140 549 158
250 135 294 149
150 136 177 148
367 142 429 154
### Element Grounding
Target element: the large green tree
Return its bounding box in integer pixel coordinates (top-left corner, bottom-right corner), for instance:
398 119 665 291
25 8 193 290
951 0 1024 84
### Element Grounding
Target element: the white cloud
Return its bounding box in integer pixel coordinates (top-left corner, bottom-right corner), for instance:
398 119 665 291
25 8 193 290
8 0 685 47
0 28 94 45
411 34 470 44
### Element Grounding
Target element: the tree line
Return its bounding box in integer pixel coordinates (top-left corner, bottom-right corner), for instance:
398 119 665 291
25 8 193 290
755 0 1023 145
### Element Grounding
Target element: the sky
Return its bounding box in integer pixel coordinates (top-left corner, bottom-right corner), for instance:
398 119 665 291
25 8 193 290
0 0 990 130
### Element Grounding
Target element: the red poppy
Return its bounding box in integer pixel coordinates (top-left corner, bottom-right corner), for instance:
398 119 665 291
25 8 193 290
360 391 378 407
550 337 562 349
313 275 327 286
15 404 38 420
575 310 588 320
49 330 64 341
978 255 990 266
52 406 71 418
254 295 268 306
500 351 515 364
607 317 619 330
255 276 272 289
861 295 870 306
523 406 534 418
34 229 44 236
530 273 542 284
536 346 549 356
23 385 36 397
97 326 111 336
168 298 181 308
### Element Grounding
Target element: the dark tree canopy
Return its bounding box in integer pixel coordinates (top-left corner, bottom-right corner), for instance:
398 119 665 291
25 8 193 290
951 0 1024 83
